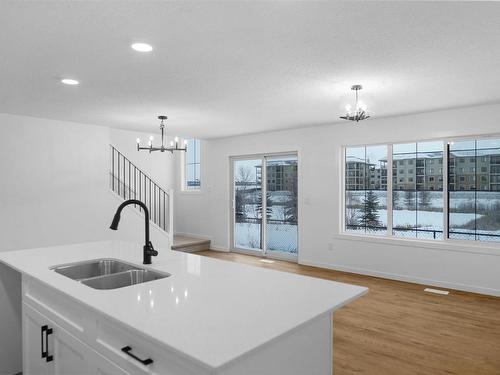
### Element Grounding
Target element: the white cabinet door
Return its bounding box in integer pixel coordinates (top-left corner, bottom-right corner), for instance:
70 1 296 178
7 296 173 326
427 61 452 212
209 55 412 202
24 302 131 375
51 321 92 375
22 303 51 375
24 302 91 374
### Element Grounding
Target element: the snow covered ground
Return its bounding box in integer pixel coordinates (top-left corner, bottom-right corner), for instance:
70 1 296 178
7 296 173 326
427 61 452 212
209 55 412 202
235 190 298 254
235 222 298 254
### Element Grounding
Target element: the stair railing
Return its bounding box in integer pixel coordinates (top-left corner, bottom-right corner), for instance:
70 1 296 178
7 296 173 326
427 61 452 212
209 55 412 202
109 145 173 244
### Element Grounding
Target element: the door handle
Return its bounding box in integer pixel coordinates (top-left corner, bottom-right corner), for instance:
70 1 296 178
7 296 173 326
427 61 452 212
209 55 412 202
41 325 54 363
121 345 153 365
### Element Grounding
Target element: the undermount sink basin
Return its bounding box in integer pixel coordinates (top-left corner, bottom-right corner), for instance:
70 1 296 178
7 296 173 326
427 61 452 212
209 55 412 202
50 259 170 290
81 269 169 290
52 259 138 281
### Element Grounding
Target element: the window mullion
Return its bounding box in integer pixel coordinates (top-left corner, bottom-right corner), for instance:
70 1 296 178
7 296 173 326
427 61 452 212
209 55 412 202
387 144 393 237
443 140 449 241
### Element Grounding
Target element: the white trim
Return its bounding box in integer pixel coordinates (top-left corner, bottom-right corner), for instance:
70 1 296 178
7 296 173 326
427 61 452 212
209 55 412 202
168 188 174 247
299 259 500 297
443 140 449 242
340 132 500 149
262 155 268 254
333 232 500 257
424 288 450 295
386 144 393 236
339 147 346 235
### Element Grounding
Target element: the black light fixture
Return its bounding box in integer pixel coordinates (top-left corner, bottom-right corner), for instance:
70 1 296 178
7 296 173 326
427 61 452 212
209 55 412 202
136 116 187 154
340 85 370 122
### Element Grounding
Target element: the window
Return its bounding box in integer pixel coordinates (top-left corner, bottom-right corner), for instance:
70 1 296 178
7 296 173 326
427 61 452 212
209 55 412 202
448 139 500 242
343 136 500 243
183 139 201 191
392 141 443 240
345 146 387 236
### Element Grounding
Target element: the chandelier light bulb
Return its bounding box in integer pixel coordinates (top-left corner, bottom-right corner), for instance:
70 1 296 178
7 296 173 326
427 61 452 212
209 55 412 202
148 140 152 146
149 135 154 141
136 138 141 144
345 104 352 112
170 140 174 146
184 139 188 145
174 136 179 143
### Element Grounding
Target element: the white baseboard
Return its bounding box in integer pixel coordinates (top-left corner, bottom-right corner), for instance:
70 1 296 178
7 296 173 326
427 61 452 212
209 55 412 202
299 259 500 297
174 232 213 241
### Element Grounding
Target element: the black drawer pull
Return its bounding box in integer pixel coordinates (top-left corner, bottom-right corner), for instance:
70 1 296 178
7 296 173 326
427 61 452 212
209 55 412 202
41 325 53 363
121 346 153 365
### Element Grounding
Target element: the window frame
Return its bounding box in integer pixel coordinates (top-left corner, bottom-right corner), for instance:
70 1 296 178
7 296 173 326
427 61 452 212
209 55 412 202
340 133 500 249
181 139 202 193
343 143 390 237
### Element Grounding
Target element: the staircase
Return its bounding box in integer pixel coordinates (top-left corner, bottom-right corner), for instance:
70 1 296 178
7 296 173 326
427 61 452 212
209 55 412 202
172 235 211 253
109 145 173 245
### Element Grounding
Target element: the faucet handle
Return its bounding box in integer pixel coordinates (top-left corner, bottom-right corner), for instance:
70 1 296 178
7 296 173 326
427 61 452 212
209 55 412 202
147 241 158 257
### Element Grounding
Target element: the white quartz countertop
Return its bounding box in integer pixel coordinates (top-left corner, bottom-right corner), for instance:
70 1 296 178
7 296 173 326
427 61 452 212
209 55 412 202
0 240 367 370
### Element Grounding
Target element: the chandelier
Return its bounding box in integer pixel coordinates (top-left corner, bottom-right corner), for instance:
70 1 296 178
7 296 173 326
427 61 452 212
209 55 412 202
136 115 187 154
340 85 370 122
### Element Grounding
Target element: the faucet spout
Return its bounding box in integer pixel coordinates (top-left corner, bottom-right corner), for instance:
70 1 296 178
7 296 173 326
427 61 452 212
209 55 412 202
109 199 157 264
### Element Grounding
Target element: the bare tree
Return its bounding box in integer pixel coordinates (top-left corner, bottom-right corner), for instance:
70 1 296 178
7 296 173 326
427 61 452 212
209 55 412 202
345 191 360 228
237 166 253 187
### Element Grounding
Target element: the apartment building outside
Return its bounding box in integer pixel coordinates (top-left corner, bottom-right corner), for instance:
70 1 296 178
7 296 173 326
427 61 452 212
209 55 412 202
346 153 500 191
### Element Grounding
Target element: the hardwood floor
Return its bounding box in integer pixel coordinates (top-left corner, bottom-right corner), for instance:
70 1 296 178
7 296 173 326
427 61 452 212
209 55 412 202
195 250 500 375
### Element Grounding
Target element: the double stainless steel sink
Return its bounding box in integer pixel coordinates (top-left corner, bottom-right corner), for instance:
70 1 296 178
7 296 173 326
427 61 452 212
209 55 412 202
51 259 170 290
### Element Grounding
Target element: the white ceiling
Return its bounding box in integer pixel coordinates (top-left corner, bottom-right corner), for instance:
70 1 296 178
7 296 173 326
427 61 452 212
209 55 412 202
1 1 500 139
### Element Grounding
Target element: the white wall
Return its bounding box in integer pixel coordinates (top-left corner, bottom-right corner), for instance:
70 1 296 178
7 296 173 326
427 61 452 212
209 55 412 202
175 103 500 296
0 113 174 373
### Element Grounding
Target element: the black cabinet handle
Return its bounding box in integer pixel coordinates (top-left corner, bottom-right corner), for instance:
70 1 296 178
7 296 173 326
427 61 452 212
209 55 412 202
41 325 53 363
121 346 153 365
41 325 46 359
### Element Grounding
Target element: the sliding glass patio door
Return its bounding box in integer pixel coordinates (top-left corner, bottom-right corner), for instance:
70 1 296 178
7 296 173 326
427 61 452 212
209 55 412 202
231 154 298 260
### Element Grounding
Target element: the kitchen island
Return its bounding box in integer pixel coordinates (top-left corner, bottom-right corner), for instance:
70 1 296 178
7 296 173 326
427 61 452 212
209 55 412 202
0 240 367 374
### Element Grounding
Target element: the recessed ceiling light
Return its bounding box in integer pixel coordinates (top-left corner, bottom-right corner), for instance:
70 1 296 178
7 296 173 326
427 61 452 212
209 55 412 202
131 43 153 52
61 78 79 85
